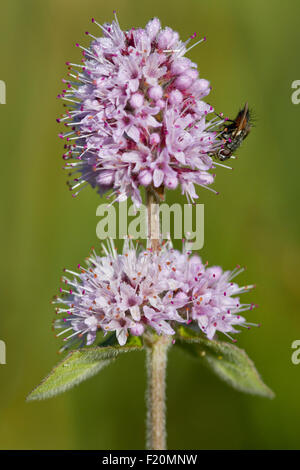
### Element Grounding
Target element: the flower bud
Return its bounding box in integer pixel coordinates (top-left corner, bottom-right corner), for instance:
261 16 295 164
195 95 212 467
148 85 163 101
168 89 183 105
130 323 145 336
171 57 191 75
138 169 152 186
174 74 193 91
130 92 144 108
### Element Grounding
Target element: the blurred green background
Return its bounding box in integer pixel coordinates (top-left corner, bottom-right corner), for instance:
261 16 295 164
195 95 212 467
1 0 300 450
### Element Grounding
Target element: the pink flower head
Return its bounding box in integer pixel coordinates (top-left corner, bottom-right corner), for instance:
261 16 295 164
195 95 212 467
58 15 226 205
174 254 257 341
53 240 257 350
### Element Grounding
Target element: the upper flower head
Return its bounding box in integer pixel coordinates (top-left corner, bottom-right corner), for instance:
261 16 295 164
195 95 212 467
58 15 226 206
53 240 257 351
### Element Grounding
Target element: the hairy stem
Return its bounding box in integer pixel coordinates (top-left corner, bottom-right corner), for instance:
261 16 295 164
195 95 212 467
146 335 171 450
145 187 170 450
146 188 160 252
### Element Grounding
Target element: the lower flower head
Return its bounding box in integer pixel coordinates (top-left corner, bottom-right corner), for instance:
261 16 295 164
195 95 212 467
53 240 257 351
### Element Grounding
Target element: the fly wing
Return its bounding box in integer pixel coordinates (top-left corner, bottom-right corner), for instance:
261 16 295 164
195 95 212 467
231 102 250 138
237 103 248 130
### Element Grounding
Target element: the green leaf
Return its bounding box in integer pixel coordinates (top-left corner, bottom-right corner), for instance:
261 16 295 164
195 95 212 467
176 327 274 398
27 336 143 401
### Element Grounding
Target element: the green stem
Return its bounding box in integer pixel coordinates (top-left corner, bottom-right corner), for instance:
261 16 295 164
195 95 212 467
146 188 160 252
145 187 170 450
146 335 171 450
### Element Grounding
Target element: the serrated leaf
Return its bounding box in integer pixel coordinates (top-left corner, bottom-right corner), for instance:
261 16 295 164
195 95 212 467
27 337 143 401
176 327 274 398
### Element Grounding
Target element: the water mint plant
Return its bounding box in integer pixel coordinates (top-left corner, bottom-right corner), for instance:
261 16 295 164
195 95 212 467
28 14 274 451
